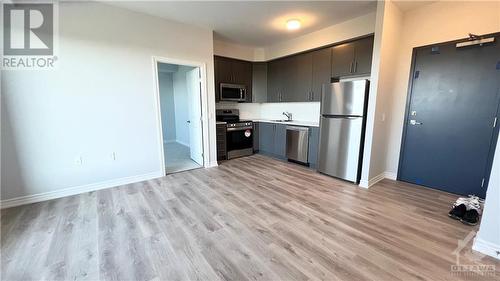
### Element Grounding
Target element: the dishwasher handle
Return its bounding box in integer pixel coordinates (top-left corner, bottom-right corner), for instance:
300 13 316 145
286 126 309 132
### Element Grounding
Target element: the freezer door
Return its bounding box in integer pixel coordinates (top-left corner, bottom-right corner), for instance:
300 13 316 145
321 80 368 116
317 116 363 182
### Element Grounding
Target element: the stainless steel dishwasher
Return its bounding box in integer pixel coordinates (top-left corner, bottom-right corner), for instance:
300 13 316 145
286 126 309 164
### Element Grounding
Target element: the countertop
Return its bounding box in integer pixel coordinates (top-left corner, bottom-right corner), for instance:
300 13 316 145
252 119 319 127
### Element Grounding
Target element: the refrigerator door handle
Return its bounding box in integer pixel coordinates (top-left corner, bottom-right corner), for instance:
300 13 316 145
322 115 363 119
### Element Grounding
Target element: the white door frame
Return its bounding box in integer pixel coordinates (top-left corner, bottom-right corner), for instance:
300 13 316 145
152 56 209 175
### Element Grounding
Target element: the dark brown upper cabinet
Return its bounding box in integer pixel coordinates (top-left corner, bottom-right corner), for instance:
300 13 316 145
352 36 374 75
286 52 313 102
214 56 252 102
216 35 373 103
252 62 268 103
311 47 332 102
267 58 284 102
267 50 329 103
331 36 374 78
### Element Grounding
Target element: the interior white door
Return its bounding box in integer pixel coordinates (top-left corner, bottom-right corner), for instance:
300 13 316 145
186 67 203 166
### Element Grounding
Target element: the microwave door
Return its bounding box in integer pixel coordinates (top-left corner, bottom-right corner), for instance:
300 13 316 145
220 84 246 101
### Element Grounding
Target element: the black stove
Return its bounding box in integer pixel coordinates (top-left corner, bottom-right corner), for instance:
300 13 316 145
216 109 254 159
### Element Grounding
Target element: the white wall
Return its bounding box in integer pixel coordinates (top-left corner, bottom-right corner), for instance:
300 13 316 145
172 66 194 146
474 134 500 259
360 0 403 186
158 72 176 142
213 40 265 61
1 2 217 204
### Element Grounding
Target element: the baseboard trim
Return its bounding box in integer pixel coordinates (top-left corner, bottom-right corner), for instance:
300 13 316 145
0 171 164 209
176 140 189 147
359 171 397 188
207 161 219 168
384 171 397 180
473 237 500 260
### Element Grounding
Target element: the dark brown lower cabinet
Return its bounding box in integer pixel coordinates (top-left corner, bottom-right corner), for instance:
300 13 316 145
216 124 227 161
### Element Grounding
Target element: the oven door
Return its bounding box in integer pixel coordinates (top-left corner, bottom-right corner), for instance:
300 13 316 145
226 126 253 159
220 83 246 101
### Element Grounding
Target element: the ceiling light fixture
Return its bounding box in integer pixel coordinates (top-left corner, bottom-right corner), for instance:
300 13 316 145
286 19 301 30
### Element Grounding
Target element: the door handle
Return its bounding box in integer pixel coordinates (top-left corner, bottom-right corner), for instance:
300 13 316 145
410 119 422 125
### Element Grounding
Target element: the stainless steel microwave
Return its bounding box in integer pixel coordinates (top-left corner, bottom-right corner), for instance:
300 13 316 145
220 83 247 102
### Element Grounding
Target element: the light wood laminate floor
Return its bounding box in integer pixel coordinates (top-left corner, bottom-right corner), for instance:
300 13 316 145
2 154 499 281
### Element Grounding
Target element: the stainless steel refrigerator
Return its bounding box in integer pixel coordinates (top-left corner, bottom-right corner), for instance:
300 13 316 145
318 79 369 183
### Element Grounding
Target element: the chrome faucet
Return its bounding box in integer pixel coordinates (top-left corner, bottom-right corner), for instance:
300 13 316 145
282 111 292 121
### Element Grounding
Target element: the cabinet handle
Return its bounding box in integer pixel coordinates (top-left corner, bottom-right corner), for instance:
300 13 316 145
349 61 354 73
354 61 358 73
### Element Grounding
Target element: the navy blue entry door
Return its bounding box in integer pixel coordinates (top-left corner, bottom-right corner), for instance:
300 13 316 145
399 36 500 198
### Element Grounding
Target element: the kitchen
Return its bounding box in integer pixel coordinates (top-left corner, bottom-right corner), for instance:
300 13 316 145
215 35 373 184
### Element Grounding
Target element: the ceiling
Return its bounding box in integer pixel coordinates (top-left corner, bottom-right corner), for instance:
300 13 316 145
106 1 377 47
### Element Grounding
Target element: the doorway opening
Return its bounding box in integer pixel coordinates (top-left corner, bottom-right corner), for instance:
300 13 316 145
156 61 204 174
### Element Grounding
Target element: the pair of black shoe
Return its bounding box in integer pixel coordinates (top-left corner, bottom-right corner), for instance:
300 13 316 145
448 204 479 225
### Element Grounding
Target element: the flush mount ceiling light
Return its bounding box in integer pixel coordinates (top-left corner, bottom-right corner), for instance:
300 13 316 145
286 19 301 30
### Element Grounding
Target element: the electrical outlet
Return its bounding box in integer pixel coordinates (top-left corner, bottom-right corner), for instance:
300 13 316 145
75 156 83 165
381 113 386 122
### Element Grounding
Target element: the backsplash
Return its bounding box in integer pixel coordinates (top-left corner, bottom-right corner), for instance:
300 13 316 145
216 102 321 123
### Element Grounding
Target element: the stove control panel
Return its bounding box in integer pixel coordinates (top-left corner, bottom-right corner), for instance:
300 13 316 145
227 122 253 128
